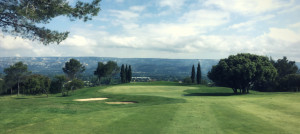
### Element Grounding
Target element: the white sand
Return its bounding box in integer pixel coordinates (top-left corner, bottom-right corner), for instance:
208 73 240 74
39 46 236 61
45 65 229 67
73 98 108 101
105 101 136 104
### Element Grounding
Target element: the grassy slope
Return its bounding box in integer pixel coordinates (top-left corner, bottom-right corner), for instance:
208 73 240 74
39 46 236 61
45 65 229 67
0 82 300 134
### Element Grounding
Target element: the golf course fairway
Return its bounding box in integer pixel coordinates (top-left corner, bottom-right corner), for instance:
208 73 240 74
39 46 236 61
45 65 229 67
0 82 299 134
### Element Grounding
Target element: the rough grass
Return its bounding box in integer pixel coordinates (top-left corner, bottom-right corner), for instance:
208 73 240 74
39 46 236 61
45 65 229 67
0 81 299 134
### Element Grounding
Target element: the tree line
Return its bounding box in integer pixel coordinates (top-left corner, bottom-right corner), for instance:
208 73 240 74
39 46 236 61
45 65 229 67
120 64 132 83
0 59 132 96
183 63 202 84
208 53 300 94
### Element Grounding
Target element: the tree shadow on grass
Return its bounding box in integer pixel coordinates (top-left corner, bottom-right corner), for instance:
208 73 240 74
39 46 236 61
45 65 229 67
183 89 242 96
34 96 48 98
14 97 28 99
184 93 237 96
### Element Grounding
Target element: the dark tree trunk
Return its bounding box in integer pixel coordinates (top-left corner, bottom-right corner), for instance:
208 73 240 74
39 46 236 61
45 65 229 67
98 77 102 86
242 88 246 94
44 89 48 98
108 77 112 85
232 88 237 94
71 86 74 94
11 88 12 95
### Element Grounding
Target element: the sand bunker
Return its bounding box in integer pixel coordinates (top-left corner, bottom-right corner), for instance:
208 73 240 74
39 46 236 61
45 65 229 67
74 98 108 101
105 101 137 104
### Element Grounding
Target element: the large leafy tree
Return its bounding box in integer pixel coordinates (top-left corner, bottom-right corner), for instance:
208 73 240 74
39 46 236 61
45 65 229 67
49 75 67 95
273 56 298 78
62 58 85 80
4 74 15 95
103 61 119 84
64 79 84 96
4 61 30 96
272 56 299 91
208 53 277 94
24 74 51 96
0 78 4 94
105 61 120 77
0 0 101 45
277 74 300 92
196 62 201 84
94 62 105 84
94 61 119 85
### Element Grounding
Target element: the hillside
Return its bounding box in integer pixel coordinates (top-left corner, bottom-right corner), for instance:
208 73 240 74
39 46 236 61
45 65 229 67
0 57 218 80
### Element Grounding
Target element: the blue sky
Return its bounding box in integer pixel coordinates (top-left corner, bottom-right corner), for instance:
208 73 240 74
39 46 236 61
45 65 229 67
1 0 300 61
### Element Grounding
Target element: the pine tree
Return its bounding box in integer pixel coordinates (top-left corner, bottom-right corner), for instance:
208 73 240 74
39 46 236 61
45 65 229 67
191 65 195 83
196 62 202 84
62 58 85 80
0 0 101 45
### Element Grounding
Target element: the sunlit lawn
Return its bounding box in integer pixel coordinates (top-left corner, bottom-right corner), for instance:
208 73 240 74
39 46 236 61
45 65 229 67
0 81 299 134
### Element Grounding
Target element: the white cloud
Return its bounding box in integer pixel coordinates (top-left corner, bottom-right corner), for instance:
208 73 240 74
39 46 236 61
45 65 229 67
159 0 186 10
0 34 33 50
59 35 98 55
0 34 63 57
130 6 146 12
278 4 300 14
205 0 294 15
30 45 62 57
2 0 300 61
109 10 139 20
61 35 97 47
180 10 230 27
267 28 300 43
15 54 21 57
89 9 230 53
228 15 275 30
109 36 140 48
288 22 300 28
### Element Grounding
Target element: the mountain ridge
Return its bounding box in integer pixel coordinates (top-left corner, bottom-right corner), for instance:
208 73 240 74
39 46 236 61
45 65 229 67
1 57 299 81
0 57 219 80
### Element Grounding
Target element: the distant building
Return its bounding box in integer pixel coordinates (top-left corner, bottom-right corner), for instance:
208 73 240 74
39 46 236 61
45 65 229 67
132 77 151 82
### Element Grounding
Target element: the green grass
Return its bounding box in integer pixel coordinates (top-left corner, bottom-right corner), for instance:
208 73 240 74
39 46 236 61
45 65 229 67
0 81 300 134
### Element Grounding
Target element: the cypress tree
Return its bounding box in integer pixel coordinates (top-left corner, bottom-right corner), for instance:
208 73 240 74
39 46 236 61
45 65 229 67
125 65 128 82
191 65 195 83
196 62 202 84
120 64 125 83
128 65 132 82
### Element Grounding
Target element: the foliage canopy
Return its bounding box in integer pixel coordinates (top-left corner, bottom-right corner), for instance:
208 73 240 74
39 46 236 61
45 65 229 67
94 61 119 85
0 0 101 45
4 61 30 95
208 53 277 94
62 58 85 80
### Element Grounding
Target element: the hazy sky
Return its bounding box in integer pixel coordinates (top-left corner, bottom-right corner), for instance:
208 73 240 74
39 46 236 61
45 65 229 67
1 0 300 61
